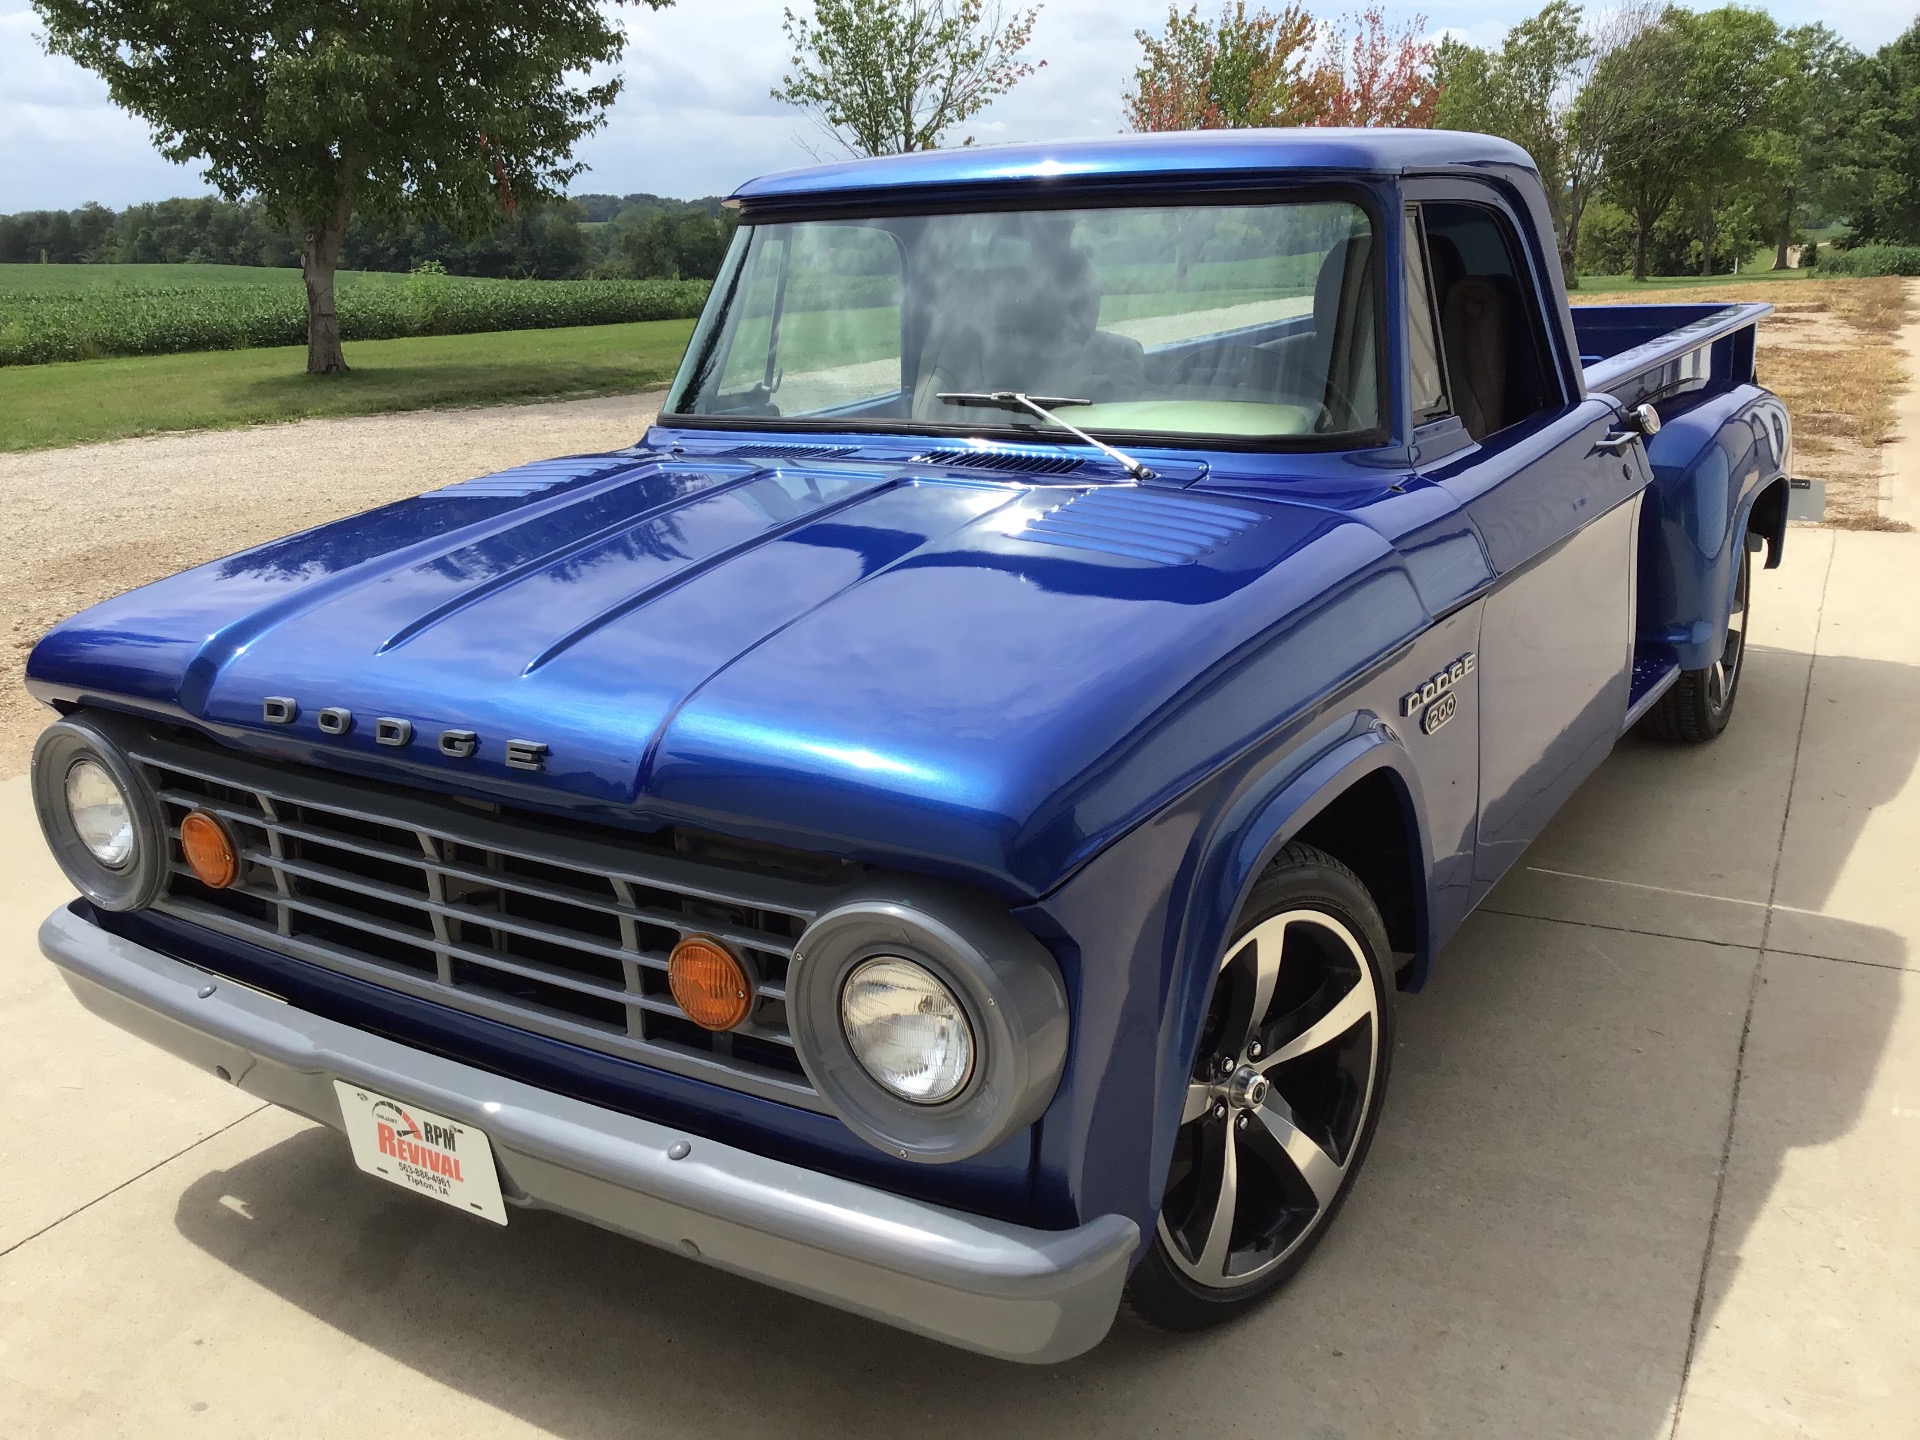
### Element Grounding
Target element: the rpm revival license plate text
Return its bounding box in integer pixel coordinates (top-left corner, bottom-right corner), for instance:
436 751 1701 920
333 1081 508 1224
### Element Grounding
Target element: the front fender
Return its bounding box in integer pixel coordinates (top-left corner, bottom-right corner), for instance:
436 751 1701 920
1019 688 1452 1249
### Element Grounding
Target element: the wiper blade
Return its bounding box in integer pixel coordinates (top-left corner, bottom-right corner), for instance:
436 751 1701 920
936 390 1156 481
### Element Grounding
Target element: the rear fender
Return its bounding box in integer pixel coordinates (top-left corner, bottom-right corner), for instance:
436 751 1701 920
1636 384 1787 672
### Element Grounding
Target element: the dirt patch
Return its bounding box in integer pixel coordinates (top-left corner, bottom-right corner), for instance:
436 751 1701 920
1 391 666 779
1572 278 1915 529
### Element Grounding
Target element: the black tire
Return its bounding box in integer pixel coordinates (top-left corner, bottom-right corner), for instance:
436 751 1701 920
1639 542 1753 744
1125 842 1396 1333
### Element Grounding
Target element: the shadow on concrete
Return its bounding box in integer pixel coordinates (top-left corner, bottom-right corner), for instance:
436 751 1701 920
165 651 1916 1438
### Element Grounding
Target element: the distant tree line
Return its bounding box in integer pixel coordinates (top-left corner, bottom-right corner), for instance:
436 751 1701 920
0 193 739 283
1130 3 1918 280
1435 4 1920 279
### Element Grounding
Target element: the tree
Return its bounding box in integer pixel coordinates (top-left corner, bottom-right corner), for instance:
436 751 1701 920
1125 3 1325 132
1434 2 1589 265
35 0 664 374
1841 21 1920 246
1309 6 1440 128
1560 3 1659 284
773 0 1043 157
1590 6 1785 282
1745 26 1859 269
1678 7 1793 276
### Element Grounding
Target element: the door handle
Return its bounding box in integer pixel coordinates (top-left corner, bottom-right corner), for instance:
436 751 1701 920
1591 402 1662 456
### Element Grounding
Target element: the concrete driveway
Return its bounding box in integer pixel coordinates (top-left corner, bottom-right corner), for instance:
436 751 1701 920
2 526 1916 1439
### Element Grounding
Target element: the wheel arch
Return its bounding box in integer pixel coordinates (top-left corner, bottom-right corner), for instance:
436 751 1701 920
1746 474 1789 570
1143 719 1432 1196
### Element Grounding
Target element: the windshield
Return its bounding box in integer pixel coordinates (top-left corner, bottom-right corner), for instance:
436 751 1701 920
665 198 1381 444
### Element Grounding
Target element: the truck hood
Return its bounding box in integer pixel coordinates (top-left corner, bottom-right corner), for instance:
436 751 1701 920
29 448 1429 893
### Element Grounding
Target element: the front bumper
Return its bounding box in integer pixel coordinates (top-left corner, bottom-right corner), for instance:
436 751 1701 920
39 904 1137 1363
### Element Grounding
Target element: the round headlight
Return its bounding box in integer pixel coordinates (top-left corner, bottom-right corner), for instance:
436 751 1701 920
841 957 974 1103
64 758 135 869
788 883 1069 1164
32 716 166 912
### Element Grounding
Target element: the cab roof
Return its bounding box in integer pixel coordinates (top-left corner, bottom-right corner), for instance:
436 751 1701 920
729 128 1537 209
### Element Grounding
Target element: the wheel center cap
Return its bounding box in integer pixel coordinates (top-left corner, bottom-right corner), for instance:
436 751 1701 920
1226 1064 1269 1110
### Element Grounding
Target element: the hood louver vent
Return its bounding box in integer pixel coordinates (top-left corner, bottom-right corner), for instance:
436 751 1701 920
717 443 861 460
429 456 634 499
912 448 1085 475
1020 490 1262 564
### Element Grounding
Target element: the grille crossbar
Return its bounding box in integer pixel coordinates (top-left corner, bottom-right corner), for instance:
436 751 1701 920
125 728 836 1111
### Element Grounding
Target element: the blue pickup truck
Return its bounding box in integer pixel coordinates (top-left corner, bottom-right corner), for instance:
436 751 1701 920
27 130 1790 1362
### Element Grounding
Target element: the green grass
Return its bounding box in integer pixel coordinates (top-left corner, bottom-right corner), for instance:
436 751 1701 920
0 318 696 452
0 262 497 292
1570 268 1819 294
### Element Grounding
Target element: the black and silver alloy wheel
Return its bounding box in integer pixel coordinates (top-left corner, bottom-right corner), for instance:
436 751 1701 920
1127 843 1396 1331
1640 539 1754 744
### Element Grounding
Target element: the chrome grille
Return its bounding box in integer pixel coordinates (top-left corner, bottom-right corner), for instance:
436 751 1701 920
126 729 836 1112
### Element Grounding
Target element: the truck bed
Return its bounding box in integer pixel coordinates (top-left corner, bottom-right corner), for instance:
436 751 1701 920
1573 301 1772 410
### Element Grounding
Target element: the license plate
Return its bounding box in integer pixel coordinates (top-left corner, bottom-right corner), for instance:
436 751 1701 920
332 1081 507 1225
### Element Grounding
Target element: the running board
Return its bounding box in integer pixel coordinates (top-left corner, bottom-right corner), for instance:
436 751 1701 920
1623 656 1681 731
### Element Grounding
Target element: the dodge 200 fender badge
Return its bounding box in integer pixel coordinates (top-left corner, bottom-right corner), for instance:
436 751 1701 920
1400 653 1475 728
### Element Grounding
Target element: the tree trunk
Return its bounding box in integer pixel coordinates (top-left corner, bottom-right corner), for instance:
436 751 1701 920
1563 180 1594 292
1772 187 1795 270
301 196 352 375
1632 211 1651 283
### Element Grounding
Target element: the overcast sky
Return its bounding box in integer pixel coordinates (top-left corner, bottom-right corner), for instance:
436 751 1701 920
0 0 1912 213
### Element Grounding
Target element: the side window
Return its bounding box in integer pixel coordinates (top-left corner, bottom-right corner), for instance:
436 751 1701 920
1418 202 1562 441
1404 207 1449 425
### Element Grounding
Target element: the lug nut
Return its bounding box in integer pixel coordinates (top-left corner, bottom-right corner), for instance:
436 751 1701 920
1248 1040 1263 1059
1212 1102 1228 1121
1217 1055 1234 1075
1237 1114 1249 1130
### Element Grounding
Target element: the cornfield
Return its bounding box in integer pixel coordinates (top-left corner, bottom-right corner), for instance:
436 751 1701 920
0 273 711 367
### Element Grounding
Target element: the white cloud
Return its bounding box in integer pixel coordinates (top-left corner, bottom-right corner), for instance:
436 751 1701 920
0 0 1911 211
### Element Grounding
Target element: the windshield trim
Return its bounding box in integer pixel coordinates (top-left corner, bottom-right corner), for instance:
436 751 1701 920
660 182 1394 456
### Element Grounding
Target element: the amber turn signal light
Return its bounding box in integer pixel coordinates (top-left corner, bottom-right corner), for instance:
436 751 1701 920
668 935 754 1031
179 810 239 889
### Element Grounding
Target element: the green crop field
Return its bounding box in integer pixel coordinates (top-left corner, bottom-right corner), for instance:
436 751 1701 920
1571 268 1818 294
0 263 709 366
0 318 697 452
0 262 489 292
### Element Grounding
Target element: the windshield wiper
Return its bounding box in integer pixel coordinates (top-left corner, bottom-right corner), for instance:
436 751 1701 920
936 391 1156 482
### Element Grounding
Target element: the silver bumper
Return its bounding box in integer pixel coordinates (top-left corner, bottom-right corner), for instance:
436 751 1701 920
39 905 1137 1363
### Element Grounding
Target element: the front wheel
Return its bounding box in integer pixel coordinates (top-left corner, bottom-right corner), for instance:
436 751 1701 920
1639 542 1753 744
1125 842 1396 1332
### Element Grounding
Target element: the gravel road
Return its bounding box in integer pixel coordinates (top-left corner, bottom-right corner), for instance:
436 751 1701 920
1 391 665 777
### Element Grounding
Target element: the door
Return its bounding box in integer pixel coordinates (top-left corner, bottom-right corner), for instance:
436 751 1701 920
1404 197 1648 900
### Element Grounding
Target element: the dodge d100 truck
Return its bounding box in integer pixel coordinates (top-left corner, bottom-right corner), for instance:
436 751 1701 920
28 130 1790 1362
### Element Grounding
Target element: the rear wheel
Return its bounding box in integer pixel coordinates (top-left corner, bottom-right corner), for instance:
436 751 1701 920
1639 542 1753 745
1125 843 1395 1332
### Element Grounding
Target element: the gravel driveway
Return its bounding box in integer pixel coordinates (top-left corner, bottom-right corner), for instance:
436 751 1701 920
0 390 666 776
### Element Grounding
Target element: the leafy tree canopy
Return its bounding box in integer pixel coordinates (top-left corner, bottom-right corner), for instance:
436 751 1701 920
1125 3 1323 132
774 0 1043 156
1126 3 1438 134
1843 20 1920 245
35 0 666 371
